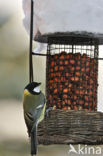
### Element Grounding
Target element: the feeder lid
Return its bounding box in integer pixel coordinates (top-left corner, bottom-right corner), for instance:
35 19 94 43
23 0 103 45
34 32 103 45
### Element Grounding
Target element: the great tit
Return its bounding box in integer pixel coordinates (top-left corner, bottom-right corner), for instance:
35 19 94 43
23 82 46 156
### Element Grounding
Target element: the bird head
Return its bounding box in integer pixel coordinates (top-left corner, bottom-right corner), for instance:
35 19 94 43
24 82 41 95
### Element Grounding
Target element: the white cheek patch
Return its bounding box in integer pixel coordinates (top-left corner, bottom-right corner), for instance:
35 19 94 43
33 86 40 93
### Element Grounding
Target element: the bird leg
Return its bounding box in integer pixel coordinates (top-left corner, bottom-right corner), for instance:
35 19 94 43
45 107 53 117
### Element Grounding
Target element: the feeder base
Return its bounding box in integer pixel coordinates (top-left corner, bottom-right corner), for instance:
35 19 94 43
38 110 103 145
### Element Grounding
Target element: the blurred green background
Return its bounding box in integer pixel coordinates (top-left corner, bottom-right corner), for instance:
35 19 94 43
0 0 103 156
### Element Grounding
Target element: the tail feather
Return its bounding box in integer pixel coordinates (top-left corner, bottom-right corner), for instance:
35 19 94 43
31 127 37 155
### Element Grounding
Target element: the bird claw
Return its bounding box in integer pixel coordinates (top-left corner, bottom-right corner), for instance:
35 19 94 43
45 107 53 117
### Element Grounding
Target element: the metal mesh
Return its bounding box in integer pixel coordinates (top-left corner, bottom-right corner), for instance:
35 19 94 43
46 37 99 111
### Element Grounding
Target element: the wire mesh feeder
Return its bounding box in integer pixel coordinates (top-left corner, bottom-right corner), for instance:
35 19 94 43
46 37 98 111
37 36 103 145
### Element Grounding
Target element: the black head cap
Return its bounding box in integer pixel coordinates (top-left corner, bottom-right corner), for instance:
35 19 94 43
24 82 41 95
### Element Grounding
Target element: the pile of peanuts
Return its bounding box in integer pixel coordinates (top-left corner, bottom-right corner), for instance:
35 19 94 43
47 52 98 111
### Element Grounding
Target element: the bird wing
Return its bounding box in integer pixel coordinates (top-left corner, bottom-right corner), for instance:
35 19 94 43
31 98 46 132
24 93 45 136
25 102 45 135
32 93 45 123
24 112 34 137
